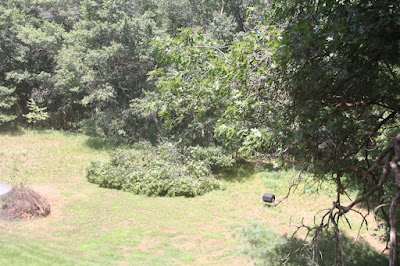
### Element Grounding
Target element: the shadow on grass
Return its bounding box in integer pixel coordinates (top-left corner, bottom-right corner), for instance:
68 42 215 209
0 126 25 136
215 159 257 183
239 220 388 266
84 137 120 151
282 233 387 266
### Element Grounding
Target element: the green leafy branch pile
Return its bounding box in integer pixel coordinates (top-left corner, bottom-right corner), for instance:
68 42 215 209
87 142 234 197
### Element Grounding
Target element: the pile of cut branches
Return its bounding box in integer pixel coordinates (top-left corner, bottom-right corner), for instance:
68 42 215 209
0 183 50 220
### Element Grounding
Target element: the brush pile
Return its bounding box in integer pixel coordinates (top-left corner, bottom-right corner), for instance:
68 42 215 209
0 183 50 220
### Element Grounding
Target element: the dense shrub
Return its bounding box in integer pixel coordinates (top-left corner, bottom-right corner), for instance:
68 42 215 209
87 142 233 197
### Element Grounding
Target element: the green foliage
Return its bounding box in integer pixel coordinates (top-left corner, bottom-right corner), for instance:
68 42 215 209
0 86 17 125
207 11 237 45
87 142 231 197
269 0 400 173
147 25 284 152
264 3 400 253
52 6 162 134
23 99 49 126
1 0 268 136
188 145 235 169
0 0 72 129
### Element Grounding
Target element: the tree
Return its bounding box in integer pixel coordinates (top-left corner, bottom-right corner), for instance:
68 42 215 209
149 1 400 263
0 86 17 125
270 0 400 264
23 99 49 129
146 25 283 150
0 0 74 128
1 0 270 134
0 5 20 126
53 1 161 136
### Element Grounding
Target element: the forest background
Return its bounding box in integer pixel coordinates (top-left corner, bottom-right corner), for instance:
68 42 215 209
1 0 400 265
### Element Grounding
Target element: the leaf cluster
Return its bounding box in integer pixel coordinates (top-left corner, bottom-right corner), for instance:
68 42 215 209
147 25 286 155
23 99 49 125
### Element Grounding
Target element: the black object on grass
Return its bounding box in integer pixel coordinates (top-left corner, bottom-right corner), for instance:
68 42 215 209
262 193 275 203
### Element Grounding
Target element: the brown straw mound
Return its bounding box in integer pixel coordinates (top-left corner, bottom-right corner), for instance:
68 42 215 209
1 183 51 220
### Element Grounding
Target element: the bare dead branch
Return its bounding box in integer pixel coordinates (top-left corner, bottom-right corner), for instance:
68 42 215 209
374 203 390 218
342 214 352 229
342 151 393 213
347 208 369 240
272 170 303 207
368 142 395 173
331 214 346 266
353 111 398 159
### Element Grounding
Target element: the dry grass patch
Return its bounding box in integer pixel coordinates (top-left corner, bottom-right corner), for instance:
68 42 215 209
0 130 389 265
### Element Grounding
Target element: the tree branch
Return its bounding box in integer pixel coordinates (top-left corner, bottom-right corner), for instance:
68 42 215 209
389 190 400 266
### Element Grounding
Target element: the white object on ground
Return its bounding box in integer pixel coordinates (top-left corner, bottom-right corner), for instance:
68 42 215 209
0 182 12 196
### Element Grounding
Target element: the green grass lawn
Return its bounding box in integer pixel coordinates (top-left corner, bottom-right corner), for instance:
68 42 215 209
0 130 388 265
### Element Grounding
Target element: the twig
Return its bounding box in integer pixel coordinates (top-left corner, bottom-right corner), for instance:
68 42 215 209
273 170 303 207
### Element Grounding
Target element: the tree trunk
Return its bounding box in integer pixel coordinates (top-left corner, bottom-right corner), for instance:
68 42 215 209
389 191 400 266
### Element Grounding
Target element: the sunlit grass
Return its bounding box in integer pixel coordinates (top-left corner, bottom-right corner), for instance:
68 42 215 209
0 129 387 264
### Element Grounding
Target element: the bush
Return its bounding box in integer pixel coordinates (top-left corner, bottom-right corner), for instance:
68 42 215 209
87 142 232 197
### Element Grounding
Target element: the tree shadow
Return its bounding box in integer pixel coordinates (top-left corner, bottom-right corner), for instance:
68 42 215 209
240 221 388 266
84 137 120 151
0 126 25 136
215 158 257 183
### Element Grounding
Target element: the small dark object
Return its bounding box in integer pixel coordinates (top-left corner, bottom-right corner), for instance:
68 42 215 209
263 193 275 203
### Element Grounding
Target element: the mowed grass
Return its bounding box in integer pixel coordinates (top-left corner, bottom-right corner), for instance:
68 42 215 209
0 130 387 265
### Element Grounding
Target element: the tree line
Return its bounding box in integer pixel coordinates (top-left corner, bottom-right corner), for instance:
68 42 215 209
0 0 263 140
